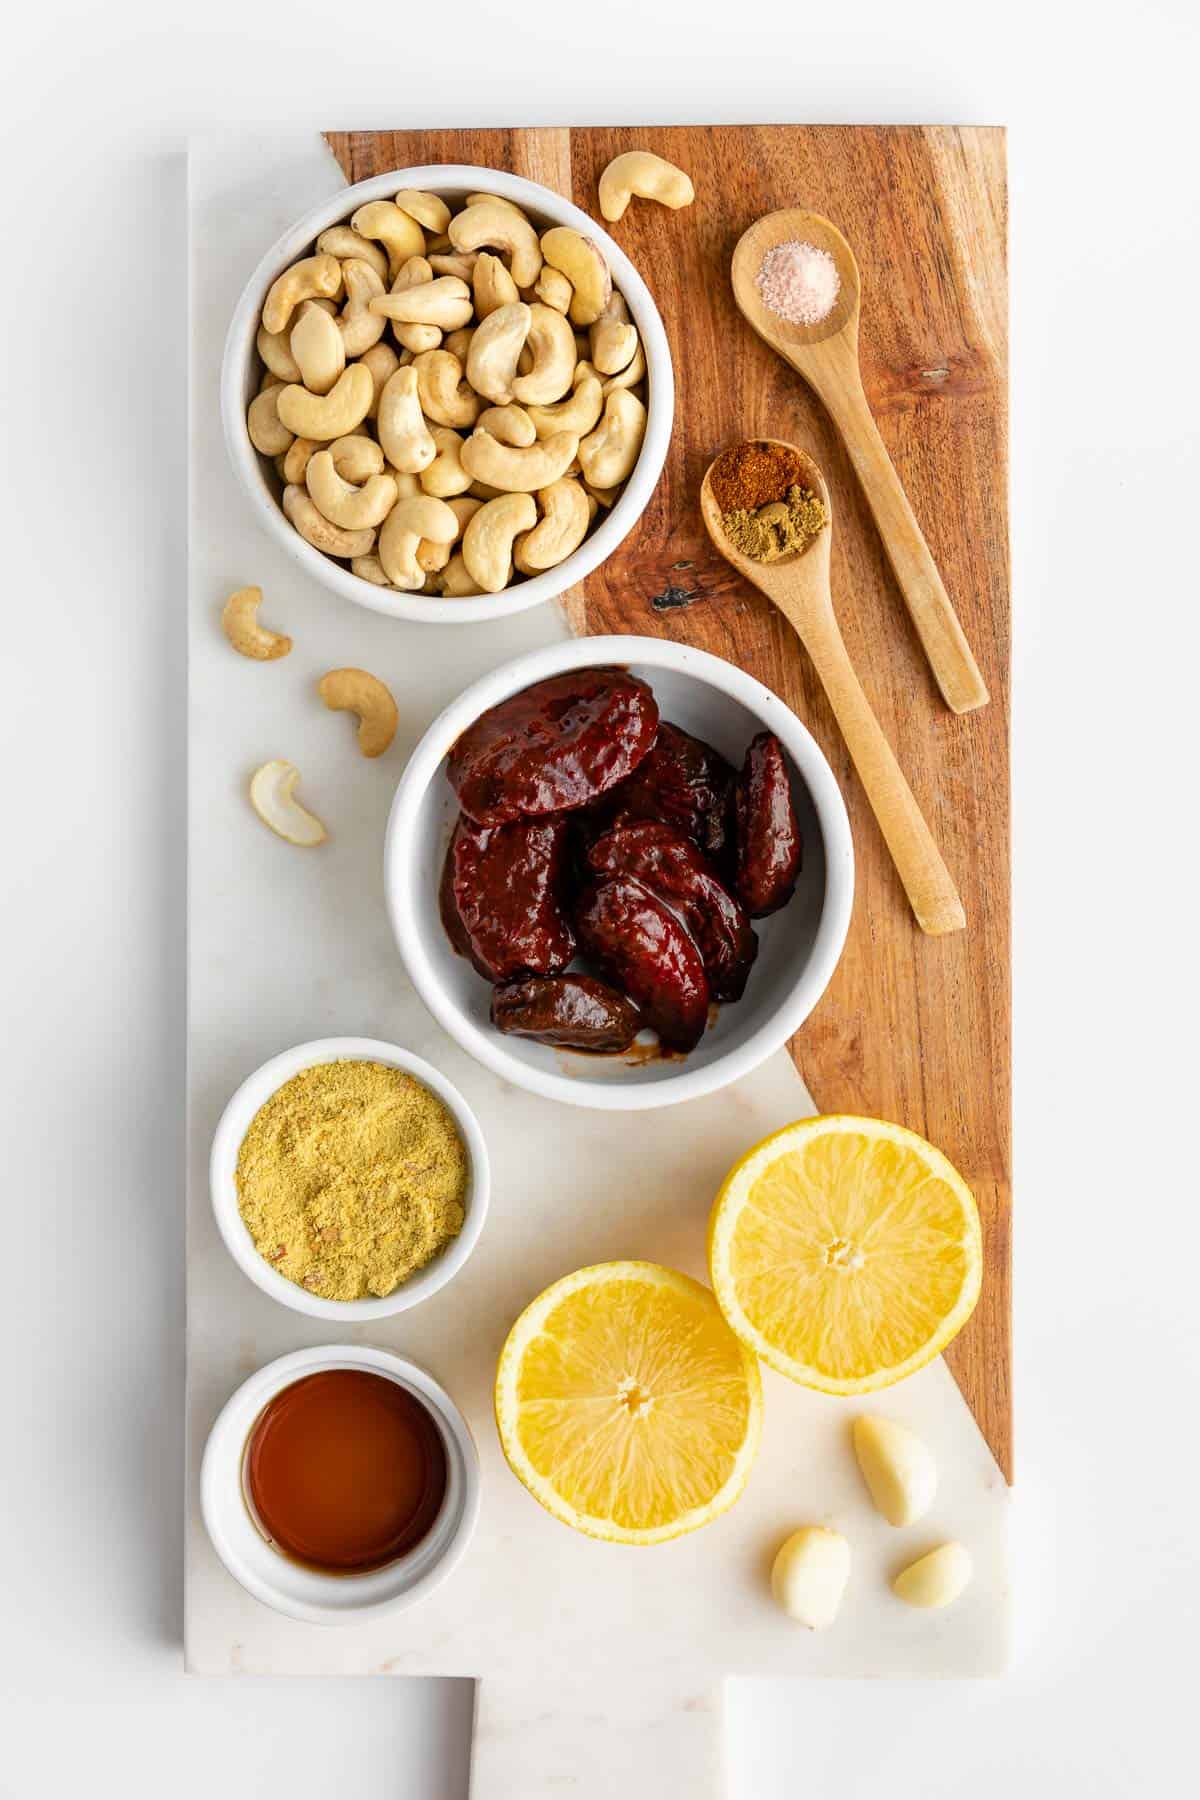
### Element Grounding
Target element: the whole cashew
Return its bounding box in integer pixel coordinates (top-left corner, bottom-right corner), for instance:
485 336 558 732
249 760 327 847
598 150 695 223
335 258 387 357
282 437 322 484
603 335 647 393
382 256 440 354
328 434 385 483
417 536 453 574
350 200 426 278
306 452 397 530
440 552 483 597
578 389 647 488
378 494 459 590
413 349 481 429
351 553 392 587
359 341 401 417
534 265 573 313
514 478 591 573
539 227 612 325
447 495 483 533
473 251 520 320
511 303 577 406
262 253 342 334
589 295 638 376
462 493 538 592
315 225 389 283
257 321 302 382
290 300 346 396
465 302 531 405
477 404 536 447
247 385 294 456
394 189 452 235
449 200 542 289
443 326 474 364
221 585 293 660
419 426 473 498
370 275 473 330
525 372 604 442
466 192 532 221
377 365 436 474
282 484 376 559
428 250 478 281
461 428 580 493
276 363 372 440
318 667 398 758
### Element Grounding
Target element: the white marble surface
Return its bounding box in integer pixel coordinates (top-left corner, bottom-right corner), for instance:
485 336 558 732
186 133 1008 1722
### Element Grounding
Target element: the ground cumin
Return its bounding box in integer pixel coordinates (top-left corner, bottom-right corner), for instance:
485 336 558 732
710 440 829 564
236 1061 467 1301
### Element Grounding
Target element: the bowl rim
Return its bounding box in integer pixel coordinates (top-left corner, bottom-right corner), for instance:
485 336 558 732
209 1035 490 1318
199 1343 481 1625
383 635 855 1111
220 163 674 625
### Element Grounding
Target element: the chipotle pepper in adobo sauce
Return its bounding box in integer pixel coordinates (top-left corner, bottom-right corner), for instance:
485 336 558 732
440 814 575 982
735 731 802 918
244 1370 447 1574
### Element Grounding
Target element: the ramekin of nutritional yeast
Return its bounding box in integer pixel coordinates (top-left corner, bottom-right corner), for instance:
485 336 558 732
221 165 674 625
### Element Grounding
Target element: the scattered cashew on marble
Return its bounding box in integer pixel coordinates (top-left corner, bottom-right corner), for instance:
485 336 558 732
245 187 649 596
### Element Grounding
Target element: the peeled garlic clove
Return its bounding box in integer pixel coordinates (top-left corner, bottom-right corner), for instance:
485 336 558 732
249 759 327 847
892 1542 972 1610
853 1416 938 1527
770 1527 850 1630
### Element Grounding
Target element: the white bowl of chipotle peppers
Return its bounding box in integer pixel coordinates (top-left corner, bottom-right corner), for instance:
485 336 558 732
384 636 854 1111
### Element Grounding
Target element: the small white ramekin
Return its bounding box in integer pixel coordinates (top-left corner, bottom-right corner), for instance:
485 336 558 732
200 1344 480 1625
383 636 855 1111
210 1036 489 1320
221 163 674 625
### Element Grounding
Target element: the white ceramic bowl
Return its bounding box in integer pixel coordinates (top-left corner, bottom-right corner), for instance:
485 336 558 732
221 164 674 624
200 1343 480 1625
210 1036 489 1319
384 637 854 1110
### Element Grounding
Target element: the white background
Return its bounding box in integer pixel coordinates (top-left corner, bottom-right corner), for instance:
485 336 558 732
2 1 1197 1794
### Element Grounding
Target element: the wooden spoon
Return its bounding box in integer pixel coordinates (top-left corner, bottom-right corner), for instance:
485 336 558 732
731 209 989 716
701 442 965 936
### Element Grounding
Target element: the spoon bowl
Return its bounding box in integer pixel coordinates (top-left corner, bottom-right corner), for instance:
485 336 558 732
731 208 861 350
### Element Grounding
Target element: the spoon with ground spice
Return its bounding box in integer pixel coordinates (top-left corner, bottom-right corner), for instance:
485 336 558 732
701 439 965 936
730 208 988 717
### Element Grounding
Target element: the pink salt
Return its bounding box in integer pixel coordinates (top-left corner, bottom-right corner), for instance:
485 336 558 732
756 240 841 326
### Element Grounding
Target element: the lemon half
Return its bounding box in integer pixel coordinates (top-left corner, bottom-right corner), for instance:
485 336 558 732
495 1261 763 1544
708 1116 982 1394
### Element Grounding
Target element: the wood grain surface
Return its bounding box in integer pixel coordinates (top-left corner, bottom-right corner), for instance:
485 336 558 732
325 126 1012 1480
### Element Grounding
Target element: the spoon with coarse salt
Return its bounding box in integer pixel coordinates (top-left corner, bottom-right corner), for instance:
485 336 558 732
701 440 965 936
731 208 989 716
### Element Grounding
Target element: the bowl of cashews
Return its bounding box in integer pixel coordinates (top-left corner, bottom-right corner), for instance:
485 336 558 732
222 165 674 624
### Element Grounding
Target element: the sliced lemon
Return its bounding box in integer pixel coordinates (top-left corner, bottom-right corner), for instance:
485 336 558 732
708 1116 982 1394
495 1260 763 1545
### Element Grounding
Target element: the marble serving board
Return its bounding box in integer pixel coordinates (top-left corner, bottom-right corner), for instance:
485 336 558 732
186 135 1009 1793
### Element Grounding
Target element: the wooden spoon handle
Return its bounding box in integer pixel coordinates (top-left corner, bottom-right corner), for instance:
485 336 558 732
817 371 989 716
782 599 965 935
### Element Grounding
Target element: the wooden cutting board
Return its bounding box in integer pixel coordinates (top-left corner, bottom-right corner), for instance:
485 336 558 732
326 125 1011 1482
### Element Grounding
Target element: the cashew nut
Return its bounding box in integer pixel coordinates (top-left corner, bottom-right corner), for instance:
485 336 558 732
370 275 473 330
428 250 478 281
350 200 426 277
413 349 481 429
289 300 346 396
376 365 435 474
394 189 452 235
578 388 646 488
359 341 401 417
417 535 453 573
305 451 397 530
460 428 579 494
318 667 398 758
282 484 376 559
510 303 577 406
256 321 302 382
261 253 342 335
514 478 591 572
466 192 531 221
282 437 323 484
539 227 612 326
328 434 384 482
351 553 392 588
378 255 439 354
446 495 483 533
249 760 327 847
476 404 535 447
473 251 520 320
533 264 573 313
602 335 647 393
449 200 542 289
589 295 638 376
221 585 292 661
378 493 459 590
276 363 372 440
419 426 473 498
247 385 294 456
440 552 483 597
335 258 387 357
525 372 604 442
443 326 474 364
315 224 389 283
462 492 537 592
465 302 531 405
598 150 695 223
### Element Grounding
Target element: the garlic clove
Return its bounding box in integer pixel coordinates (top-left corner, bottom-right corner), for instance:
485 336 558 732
892 1542 973 1610
770 1527 851 1630
853 1415 938 1527
249 760 328 847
